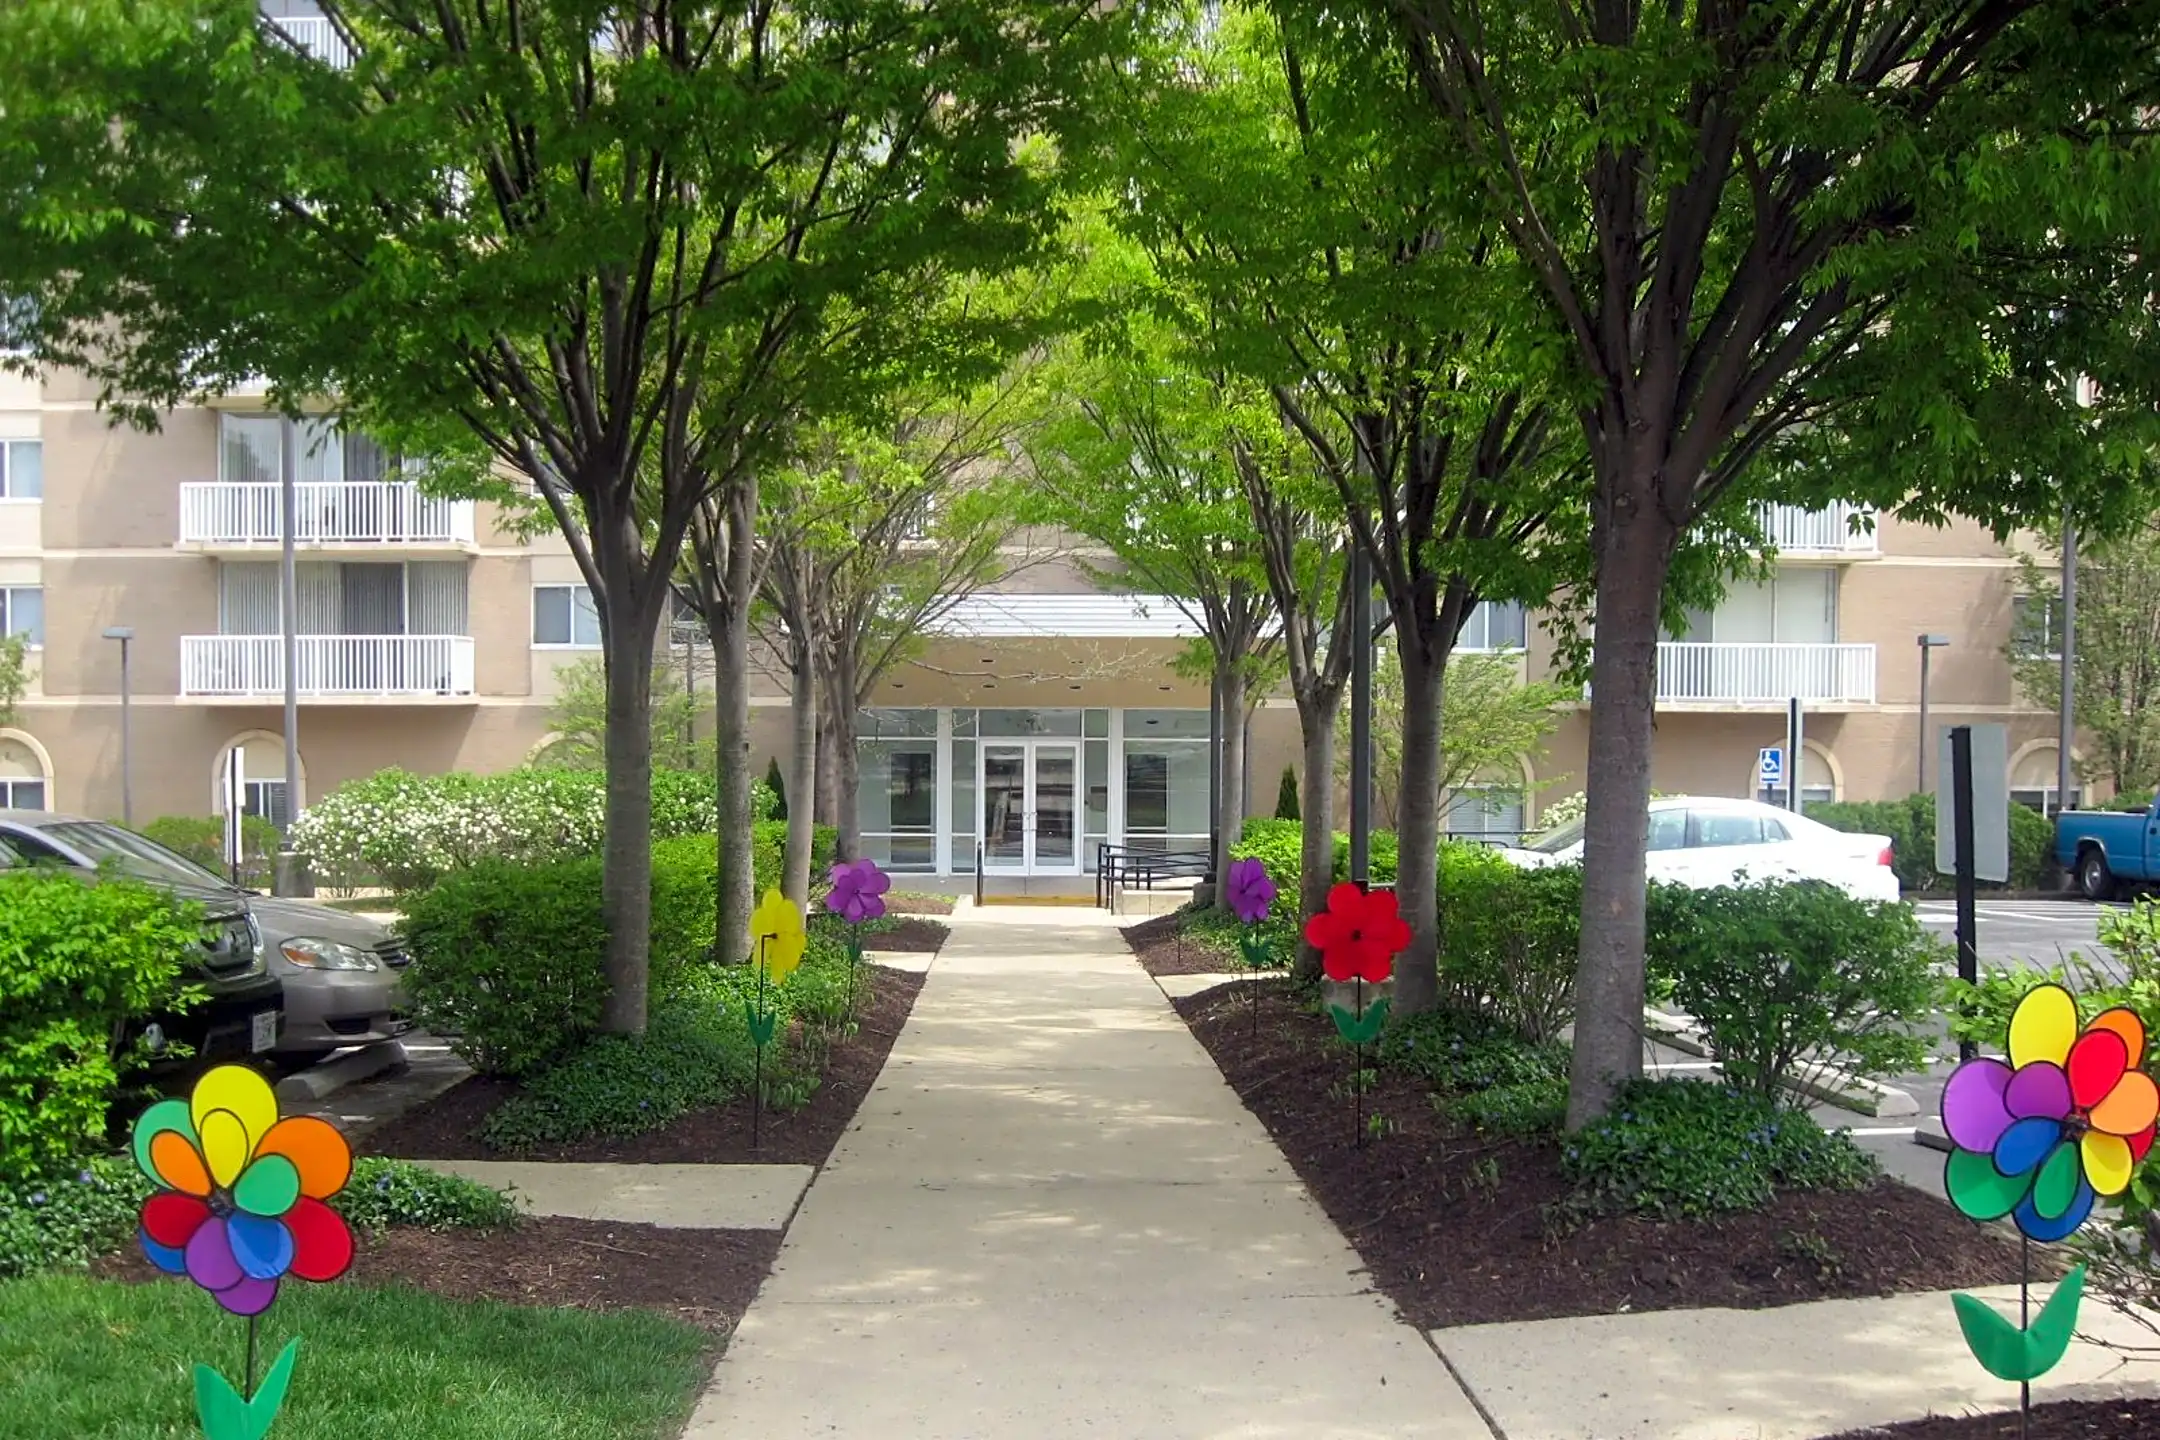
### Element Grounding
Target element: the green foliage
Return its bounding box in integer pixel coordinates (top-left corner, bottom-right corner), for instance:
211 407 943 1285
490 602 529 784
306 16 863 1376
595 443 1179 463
1436 845 1580 1044
330 1157 518 1234
1809 794 2052 891
1275 765 1299 822
534 656 712 776
1561 1081 1879 1220
136 814 282 888
752 820 838 895
481 931 856 1152
2009 525 2160 796
1381 1007 1568 1092
289 767 724 892
1450 1078 1570 1138
0 1156 152 1281
0 632 25 727
766 757 789 822
1651 883 1937 1104
0 871 205 1173
399 839 719 1078
1348 650 1566 829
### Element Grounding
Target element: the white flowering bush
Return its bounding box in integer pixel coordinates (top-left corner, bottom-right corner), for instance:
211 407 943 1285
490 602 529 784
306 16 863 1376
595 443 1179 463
291 766 760 892
1532 789 1671 836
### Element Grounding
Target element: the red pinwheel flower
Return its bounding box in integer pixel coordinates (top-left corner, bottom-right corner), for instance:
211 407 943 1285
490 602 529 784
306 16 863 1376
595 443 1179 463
1302 883 1409 984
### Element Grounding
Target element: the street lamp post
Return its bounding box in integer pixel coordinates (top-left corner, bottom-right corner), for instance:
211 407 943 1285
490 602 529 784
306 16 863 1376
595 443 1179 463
102 626 134 826
1917 634 1951 792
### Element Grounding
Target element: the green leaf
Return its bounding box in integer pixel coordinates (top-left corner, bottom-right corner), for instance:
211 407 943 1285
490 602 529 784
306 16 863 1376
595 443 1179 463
1236 934 1273 971
1953 1266 2084 1382
743 1001 778 1049
1330 997 1390 1046
192 1364 247 1440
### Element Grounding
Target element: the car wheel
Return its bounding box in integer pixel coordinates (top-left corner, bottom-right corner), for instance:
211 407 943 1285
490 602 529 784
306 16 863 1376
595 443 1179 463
2079 848 2116 902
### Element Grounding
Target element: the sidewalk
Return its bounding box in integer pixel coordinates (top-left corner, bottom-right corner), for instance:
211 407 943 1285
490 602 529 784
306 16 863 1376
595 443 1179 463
682 905 1491 1439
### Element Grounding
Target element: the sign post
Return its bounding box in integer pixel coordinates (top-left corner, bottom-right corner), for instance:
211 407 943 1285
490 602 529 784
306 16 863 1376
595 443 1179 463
223 746 246 886
1936 723 2008 1061
1786 697 1805 813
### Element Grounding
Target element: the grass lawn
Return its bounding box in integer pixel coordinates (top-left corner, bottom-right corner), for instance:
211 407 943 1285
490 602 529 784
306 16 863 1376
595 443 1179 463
0 1273 715 1439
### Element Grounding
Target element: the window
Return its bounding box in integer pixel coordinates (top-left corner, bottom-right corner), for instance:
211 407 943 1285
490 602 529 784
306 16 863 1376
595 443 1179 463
1646 808 1686 851
1459 600 1528 651
244 780 291 830
1676 568 1837 644
1691 810 1766 848
0 586 42 646
2010 745 2082 816
0 440 40 499
1443 787 1525 843
220 414 397 486
0 736 45 810
2013 595 2063 661
533 583 601 647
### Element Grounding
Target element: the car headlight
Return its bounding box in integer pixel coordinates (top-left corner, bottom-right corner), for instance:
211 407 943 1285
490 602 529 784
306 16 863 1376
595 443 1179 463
279 937 380 971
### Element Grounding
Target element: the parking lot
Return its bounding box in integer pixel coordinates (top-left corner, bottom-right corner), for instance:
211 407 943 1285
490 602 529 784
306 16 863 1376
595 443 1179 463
1912 896 2127 973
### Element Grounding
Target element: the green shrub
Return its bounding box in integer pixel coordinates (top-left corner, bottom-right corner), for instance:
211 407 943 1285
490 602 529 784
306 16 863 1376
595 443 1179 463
333 1157 519 1233
137 814 282 888
1381 1007 1569 1093
290 766 724 891
1651 881 1936 1103
765 757 789 821
1436 845 1579 1043
0 1157 152 1280
1561 1079 1878 1218
1449 1077 1568 1136
1809 793 2051 892
752 820 838 894
2111 789 2153 814
0 872 206 1173
399 844 717 1078
1275 766 1300 821
1229 817 1399 900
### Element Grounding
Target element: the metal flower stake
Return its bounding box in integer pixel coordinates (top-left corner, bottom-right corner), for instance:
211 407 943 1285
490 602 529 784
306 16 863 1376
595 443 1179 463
745 887 808 1151
1223 858 1278 1036
131 1063 356 1440
824 857 891 1028
1303 882 1411 1147
1940 982 2159 1435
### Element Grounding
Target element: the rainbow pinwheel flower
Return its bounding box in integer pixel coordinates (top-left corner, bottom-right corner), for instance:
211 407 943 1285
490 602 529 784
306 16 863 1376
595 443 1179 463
1941 984 2160 1242
750 887 807 983
132 1064 355 1316
825 858 891 925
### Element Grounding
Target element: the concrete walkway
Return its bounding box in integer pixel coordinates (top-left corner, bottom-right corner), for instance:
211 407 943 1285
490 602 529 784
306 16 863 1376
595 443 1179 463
683 906 1490 1439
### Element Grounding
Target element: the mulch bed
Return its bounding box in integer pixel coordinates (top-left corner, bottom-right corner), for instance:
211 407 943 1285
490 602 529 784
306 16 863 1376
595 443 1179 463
95 1216 779 1337
887 893 956 916
1170 980 2027 1329
864 916 949 952
1125 911 1241 976
1825 1399 2160 1437
371 964 925 1167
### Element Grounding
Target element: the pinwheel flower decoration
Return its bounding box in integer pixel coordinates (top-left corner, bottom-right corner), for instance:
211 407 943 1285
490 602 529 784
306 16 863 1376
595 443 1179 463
1225 857 1280 1034
1303 883 1410 1144
825 858 891 925
744 887 808 1148
1939 983 2160 1399
131 1063 355 1439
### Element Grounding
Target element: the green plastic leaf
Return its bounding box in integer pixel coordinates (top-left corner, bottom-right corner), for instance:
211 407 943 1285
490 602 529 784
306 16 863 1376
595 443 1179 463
233 1154 301 1217
194 1364 248 1440
744 1001 778 1048
246 1336 301 1439
1237 935 1273 971
1953 1266 2085 1383
1329 997 1390 1046
2033 1142 2081 1220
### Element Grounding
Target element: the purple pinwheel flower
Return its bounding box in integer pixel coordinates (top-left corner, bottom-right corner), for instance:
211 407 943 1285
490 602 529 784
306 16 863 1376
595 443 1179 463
825 857 892 924
1225 857 1276 926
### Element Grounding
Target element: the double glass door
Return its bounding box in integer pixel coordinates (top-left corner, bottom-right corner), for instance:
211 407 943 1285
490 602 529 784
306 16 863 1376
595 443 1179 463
980 742 1079 875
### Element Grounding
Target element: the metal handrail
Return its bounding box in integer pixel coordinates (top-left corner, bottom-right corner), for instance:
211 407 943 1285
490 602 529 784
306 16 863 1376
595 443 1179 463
1096 841 1211 910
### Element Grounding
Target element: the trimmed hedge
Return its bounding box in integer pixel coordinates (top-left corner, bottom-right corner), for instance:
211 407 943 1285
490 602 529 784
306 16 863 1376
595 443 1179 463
1231 816 1398 892
137 814 282 888
1808 793 2051 891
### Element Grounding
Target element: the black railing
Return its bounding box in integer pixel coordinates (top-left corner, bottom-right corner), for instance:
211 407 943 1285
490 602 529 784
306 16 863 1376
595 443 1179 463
1097 842 1211 910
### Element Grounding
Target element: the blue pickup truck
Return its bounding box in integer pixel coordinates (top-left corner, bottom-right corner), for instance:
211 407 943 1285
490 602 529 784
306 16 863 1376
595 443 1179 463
2056 798 2160 899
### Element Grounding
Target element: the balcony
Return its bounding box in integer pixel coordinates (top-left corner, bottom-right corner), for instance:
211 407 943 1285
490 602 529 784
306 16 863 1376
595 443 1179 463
1754 502 1879 558
1654 642 1877 707
266 16 355 68
180 482 476 554
181 635 476 702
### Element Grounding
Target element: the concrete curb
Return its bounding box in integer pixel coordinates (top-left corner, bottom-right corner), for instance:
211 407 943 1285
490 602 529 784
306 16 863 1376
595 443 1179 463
1643 1008 1919 1117
273 1038 408 1104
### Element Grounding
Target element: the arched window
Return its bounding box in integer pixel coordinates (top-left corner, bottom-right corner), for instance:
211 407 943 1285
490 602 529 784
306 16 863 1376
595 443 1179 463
210 733 307 829
0 730 49 809
1753 743 1839 807
2010 743 2082 816
1444 759 1535 845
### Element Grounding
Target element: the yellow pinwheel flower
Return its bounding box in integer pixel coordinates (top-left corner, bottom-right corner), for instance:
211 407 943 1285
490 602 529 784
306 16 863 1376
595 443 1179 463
750 887 807 983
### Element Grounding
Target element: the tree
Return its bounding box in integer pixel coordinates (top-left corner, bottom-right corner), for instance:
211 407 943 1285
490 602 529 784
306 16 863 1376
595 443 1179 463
2012 522 2160 797
536 656 710 774
679 468 765 962
1275 766 1300 822
1346 651 1567 829
1031 309 1278 894
0 0 1105 1032
0 634 24 727
1363 0 2160 1123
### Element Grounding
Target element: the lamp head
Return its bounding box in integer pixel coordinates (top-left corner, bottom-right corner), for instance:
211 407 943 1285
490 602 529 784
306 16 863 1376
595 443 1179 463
102 626 134 642
1918 634 1950 649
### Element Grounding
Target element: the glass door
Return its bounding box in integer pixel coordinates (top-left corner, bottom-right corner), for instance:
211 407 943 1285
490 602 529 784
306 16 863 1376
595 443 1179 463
982 745 1027 873
1030 744 1079 874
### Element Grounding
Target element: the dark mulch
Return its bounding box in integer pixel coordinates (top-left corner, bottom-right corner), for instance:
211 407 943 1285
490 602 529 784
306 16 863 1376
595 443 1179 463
1825 1399 2160 1437
864 916 950 952
95 1216 779 1337
1171 981 2027 1329
887 892 956 916
1125 910 1242 976
372 964 925 1167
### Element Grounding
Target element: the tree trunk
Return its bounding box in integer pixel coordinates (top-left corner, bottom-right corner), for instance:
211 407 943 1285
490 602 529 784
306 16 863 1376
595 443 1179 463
814 694 841 827
829 647 861 863
711 481 756 966
1565 502 1680 1130
1214 658 1247 902
1392 637 1446 1016
598 586 658 1035
785 631 818 905
1294 697 1338 983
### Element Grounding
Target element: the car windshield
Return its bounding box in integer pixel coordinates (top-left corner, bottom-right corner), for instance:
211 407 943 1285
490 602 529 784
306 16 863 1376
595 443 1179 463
1522 818 1587 855
39 821 233 888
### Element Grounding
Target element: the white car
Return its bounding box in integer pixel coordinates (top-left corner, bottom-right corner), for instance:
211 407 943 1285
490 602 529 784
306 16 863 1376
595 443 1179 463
1499 796 1902 903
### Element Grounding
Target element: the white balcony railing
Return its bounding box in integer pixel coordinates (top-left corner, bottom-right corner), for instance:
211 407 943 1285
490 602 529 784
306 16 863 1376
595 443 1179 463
179 482 475 547
182 635 476 699
267 16 355 69
1754 501 1879 556
1654 642 1877 705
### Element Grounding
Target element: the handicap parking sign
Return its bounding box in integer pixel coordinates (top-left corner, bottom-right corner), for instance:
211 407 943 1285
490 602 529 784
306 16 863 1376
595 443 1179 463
1757 746 1784 789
